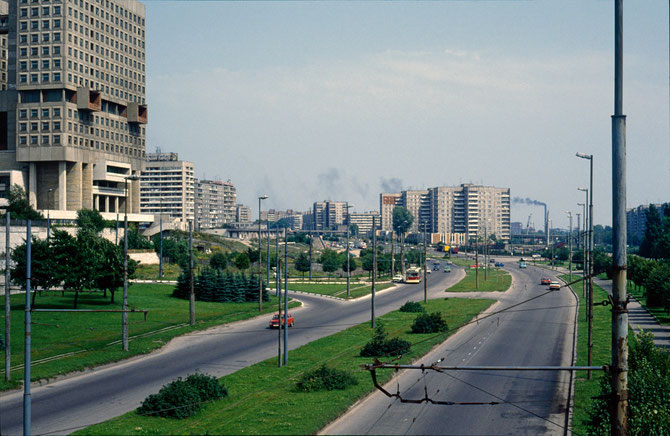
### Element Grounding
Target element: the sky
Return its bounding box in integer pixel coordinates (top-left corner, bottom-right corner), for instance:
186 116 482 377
143 0 670 229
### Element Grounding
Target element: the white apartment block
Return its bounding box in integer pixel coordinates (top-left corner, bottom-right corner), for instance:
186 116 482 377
348 211 380 236
0 0 147 217
140 152 194 231
380 184 511 242
312 200 347 230
195 179 236 229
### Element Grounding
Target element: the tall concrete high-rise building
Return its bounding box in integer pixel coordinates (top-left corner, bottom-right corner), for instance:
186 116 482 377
312 200 346 230
0 0 147 216
380 184 511 242
236 204 250 223
195 179 236 229
140 152 193 230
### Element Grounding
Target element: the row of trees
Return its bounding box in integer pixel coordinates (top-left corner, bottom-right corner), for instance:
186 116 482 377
628 256 670 308
10 209 135 308
172 268 268 303
638 203 670 260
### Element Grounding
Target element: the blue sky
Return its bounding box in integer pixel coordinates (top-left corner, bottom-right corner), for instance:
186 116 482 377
143 0 670 228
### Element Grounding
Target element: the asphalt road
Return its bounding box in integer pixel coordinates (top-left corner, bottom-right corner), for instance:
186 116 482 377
0 260 465 436
323 261 577 436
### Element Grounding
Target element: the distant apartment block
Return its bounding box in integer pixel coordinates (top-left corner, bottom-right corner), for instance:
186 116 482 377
0 0 148 217
348 211 380 236
261 208 303 229
380 184 511 242
312 200 347 230
140 152 194 230
195 179 236 229
511 221 523 235
236 204 251 223
627 203 667 245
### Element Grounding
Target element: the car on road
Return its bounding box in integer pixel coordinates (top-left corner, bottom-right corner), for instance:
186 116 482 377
519 262 527 268
549 281 561 290
433 264 440 271
541 277 551 285
489 259 496 263
392 274 404 283
444 266 451 273
470 264 483 269
494 262 504 267
446 261 453 265
269 313 294 328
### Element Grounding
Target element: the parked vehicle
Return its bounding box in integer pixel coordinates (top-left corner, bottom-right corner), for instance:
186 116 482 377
269 313 295 328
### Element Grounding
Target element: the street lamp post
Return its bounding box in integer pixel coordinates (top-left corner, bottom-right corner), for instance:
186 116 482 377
346 203 354 298
122 174 139 351
566 211 573 281
577 152 594 379
578 200 587 298
258 195 268 311
47 188 54 242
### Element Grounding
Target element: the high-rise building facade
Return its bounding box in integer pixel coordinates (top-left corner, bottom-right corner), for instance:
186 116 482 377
380 184 511 242
236 204 250 223
627 203 667 245
140 152 193 230
348 211 380 236
312 200 346 230
0 0 147 215
194 179 236 229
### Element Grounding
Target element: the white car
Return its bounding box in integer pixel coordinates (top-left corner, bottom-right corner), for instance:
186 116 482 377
392 274 404 283
549 281 561 290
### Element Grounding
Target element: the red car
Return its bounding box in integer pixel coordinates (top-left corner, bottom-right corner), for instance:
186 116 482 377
269 313 294 328
541 277 551 285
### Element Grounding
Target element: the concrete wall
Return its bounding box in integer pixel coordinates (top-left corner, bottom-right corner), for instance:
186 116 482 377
129 250 159 265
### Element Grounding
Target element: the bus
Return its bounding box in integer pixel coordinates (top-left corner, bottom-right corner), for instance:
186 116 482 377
405 268 422 284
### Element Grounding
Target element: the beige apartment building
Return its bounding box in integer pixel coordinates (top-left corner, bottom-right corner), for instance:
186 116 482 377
0 0 147 217
195 179 236 229
380 184 511 242
140 152 194 231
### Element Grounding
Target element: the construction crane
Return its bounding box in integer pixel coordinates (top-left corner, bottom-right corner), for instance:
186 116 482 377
526 214 533 234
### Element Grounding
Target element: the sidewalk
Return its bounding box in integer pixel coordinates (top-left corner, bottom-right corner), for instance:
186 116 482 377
541 264 670 351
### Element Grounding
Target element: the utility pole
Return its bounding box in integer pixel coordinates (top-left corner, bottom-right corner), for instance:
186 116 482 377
611 0 628 432
122 175 138 351
283 226 288 365
277 227 281 367
258 195 268 311
423 221 427 303
309 226 313 280
390 230 395 278
484 225 488 280
189 221 195 326
371 217 376 328
566 211 573 281
266 224 271 294
4 212 10 381
23 220 31 436
346 203 352 298
475 234 479 289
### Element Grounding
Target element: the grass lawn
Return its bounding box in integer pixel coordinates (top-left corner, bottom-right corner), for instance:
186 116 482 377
627 283 670 326
77 297 496 435
133 263 182 281
446 266 511 293
0 284 296 391
268 282 394 299
563 275 611 435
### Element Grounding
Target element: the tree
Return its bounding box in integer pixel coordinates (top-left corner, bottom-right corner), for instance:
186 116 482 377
10 236 56 306
392 207 414 277
246 248 260 264
645 263 670 307
294 252 311 278
639 205 664 259
4 185 43 220
319 249 340 273
210 252 227 270
95 238 130 303
341 255 357 273
76 209 110 233
349 224 359 237
234 252 250 270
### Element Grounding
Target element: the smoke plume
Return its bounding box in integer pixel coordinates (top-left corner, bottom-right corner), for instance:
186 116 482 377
380 177 403 193
512 197 546 207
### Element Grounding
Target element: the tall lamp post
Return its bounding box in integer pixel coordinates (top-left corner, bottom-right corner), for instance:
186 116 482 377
258 195 268 311
577 152 594 379
566 211 573 281
345 203 354 298
578 189 589 306
47 188 54 242
578 200 587 297
122 174 139 351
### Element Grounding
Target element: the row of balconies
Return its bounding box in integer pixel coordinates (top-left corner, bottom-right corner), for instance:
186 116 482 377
74 87 147 124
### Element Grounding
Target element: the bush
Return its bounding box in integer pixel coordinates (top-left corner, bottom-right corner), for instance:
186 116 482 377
584 332 670 434
360 324 411 357
411 312 448 334
296 364 358 392
137 373 227 419
399 301 425 313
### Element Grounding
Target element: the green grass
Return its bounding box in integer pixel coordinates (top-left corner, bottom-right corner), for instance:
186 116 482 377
627 283 670 326
133 263 182 281
563 275 611 435
77 297 496 435
0 285 297 391
446 266 511 293
268 282 394 299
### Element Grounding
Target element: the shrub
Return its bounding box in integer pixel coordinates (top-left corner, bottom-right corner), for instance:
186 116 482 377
411 312 448 334
399 301 425 313
137 373 227 419
360 324 411 357
584 332 670 434
296 364 358 392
